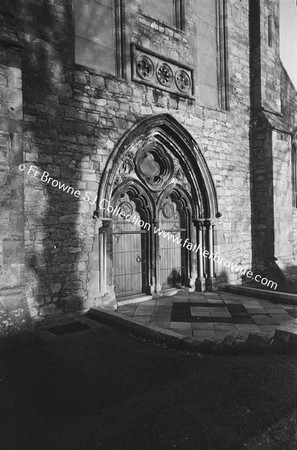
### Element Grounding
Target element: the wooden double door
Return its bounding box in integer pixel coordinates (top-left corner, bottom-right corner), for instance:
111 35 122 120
112 194 189 299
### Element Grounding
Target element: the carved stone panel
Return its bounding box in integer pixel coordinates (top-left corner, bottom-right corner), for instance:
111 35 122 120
132 45 194 98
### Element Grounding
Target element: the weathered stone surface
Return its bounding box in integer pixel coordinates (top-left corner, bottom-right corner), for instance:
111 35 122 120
0 7 30 336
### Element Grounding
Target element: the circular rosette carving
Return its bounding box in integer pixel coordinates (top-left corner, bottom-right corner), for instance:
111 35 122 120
136 55 154 80
162 202 174 219
175 69 192 93
156 63 173 87
118 201 133 217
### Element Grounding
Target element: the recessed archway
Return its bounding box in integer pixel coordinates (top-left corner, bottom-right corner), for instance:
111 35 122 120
95 114 220 304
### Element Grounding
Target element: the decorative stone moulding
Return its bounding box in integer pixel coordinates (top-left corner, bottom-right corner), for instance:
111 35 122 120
132 44 194 98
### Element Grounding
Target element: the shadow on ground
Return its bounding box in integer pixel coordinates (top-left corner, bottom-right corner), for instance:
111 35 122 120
0 321 295 450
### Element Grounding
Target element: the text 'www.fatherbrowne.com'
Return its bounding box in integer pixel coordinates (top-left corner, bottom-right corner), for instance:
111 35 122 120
20 167 278 291
99 199 278 291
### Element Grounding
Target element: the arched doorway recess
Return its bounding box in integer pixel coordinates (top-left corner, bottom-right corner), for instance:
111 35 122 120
95 114 220 304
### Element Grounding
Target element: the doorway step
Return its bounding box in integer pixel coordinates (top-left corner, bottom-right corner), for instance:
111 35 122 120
117 294 153 307
117 288 189 307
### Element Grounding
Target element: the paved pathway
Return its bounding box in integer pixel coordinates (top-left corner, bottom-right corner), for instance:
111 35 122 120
117 291 297 340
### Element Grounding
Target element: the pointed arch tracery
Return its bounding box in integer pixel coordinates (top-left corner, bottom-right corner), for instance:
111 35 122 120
97 114 219 221
96 114 220 299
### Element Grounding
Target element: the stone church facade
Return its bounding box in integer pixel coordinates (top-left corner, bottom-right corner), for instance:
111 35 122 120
0 0 296 338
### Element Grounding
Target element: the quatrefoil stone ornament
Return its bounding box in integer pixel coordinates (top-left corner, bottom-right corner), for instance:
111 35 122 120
136 55 154 80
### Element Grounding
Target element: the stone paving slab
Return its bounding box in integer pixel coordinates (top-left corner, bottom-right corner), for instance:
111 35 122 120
192 322 215 330
112 290 297 352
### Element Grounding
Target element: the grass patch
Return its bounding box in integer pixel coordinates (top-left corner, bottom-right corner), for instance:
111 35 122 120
0 326 295 449
96 353 295 449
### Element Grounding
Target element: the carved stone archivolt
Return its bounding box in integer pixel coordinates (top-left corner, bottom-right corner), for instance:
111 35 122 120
98 115 220 224
132 45 194 98
96 115 220 302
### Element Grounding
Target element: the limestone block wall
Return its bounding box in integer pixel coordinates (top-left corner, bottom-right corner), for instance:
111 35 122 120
0 6 31 337
281 65 297 128
272 130 293 266
250 114 295 284
293 211 297 262
14 0 253 320
249 0 297 286
250 0 282 114
280 65 297 266
261 0 281 113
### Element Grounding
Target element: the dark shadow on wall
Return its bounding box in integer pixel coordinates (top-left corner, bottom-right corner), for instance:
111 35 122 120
279 264 297 293
15 0 93 320
0 1 32 340
242 264 297 294
166 269 181 288
248 0 287 288
215 269 229 287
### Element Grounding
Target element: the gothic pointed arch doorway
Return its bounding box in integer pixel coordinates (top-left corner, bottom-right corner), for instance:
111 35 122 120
95 114 220 304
